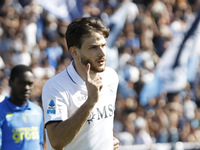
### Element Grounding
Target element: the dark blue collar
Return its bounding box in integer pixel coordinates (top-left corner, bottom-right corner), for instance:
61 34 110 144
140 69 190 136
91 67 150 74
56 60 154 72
5 96 31 112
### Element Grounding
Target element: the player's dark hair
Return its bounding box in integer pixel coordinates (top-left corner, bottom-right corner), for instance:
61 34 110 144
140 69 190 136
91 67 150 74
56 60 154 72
10 65 33 81
65 17 110 50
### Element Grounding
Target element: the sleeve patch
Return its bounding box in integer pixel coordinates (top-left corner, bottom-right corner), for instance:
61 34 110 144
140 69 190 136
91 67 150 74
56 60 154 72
47 100 56 114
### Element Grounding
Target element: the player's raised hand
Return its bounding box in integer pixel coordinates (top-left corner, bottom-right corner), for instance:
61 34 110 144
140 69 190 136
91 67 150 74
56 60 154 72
86 63 103 104
113 137 120 150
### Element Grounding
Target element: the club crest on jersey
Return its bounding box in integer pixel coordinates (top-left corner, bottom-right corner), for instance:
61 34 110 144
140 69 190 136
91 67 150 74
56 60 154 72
6 112 13 121
47 100 56 114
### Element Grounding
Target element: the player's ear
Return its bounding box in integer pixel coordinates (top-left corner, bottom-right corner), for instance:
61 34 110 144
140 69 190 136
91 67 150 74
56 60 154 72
69 46 79 60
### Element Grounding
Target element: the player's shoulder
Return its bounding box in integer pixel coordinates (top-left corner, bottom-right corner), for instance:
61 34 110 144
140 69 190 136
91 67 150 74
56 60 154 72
0 99 10 120
104 66 118 78
102 66 119 84
105 66 117 74
43 70 66 87
28 100 43 112
0 98 9 111
0 99 6 107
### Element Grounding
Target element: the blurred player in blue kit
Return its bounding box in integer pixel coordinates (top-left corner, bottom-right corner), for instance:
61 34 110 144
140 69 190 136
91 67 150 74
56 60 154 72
0 64 44 150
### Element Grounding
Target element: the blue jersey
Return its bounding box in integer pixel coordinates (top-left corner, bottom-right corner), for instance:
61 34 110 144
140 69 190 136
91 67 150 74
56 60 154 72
0 97 44 150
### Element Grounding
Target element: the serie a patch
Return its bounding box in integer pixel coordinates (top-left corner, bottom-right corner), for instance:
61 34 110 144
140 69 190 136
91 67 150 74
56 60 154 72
47 99 56 114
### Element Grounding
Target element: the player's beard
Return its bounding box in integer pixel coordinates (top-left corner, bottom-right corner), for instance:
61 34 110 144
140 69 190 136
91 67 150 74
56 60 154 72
80 54 105 72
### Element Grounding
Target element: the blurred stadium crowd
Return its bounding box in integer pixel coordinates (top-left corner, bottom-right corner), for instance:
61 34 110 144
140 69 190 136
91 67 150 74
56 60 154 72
1 0 200 149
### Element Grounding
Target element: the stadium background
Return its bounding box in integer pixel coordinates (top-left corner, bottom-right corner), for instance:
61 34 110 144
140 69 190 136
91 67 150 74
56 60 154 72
1 0 200 149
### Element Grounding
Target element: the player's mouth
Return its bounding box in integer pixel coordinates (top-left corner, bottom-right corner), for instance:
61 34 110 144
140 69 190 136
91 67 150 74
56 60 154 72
97 59 106 65
23 91 31 97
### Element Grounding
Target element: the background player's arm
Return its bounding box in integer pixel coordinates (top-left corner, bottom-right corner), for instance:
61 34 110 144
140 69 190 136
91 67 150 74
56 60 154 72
0 125 2 150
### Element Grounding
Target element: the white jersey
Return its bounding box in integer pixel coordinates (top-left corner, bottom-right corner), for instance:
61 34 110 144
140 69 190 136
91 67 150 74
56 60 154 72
42 61 119 150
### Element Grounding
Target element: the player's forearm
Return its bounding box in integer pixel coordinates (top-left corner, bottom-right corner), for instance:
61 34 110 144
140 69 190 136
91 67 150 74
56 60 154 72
47 99 96 149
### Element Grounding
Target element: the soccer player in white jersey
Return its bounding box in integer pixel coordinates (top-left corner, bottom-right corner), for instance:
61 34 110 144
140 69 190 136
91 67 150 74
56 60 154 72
42 17 120 150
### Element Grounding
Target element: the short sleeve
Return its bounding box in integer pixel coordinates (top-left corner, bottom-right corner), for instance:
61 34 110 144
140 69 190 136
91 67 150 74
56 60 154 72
42 81 68 125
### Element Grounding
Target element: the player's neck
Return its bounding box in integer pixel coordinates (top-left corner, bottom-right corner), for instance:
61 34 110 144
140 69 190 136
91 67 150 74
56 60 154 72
9 96 28 106
73 61 97 81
